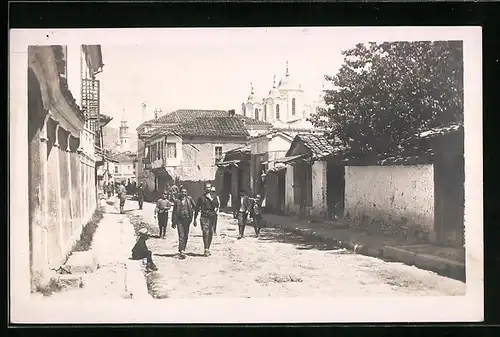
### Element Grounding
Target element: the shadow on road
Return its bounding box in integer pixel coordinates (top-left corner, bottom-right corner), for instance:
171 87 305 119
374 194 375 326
154 253 179 258
256 227 343 252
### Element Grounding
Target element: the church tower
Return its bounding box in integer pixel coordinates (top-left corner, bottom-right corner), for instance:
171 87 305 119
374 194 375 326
119 119 130 153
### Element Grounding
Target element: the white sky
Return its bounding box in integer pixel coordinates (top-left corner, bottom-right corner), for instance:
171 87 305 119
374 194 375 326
11 27 477 131
98 29 361 129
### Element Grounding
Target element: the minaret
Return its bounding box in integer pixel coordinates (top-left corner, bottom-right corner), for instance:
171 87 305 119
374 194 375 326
119 109 130 152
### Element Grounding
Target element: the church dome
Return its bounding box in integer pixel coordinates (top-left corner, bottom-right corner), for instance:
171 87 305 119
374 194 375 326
277 61 302 91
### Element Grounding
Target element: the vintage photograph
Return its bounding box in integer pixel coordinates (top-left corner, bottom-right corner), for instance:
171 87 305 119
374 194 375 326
10 27 483 323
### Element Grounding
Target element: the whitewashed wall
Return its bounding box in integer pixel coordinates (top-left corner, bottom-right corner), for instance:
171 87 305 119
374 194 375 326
311 161 327 217
344 165 434 232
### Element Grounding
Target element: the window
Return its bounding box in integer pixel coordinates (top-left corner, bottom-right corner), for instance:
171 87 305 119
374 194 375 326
215 146 223 163
276 104 280 120
167 143 177 158
114 166 119 174
292 98 296 115
264 105 267 121
254 108 259 120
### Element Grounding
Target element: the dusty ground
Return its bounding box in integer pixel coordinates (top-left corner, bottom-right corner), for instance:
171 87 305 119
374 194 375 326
125 200 465 299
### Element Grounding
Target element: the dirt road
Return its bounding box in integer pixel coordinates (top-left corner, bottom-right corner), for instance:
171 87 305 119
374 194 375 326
124 199 465 299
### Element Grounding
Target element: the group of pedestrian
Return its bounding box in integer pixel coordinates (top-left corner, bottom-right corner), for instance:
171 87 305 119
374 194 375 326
131 182 263 271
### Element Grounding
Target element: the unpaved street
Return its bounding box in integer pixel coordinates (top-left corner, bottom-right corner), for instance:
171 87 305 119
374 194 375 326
124 199 465 299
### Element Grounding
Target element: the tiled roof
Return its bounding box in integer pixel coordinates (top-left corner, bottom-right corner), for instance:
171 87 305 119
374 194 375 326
138 109 270 136
110 151 137 162
173 116 250 138
296 133 337 159
419 123 463 139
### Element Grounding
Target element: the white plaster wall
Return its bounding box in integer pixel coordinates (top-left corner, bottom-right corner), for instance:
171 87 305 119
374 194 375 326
344 165 434 231
311 161 327 217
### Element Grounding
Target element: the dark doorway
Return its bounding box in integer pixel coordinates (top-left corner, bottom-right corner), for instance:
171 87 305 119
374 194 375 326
293 163 312 217
326 159 345 219
222 171 231 207
277 170 286 214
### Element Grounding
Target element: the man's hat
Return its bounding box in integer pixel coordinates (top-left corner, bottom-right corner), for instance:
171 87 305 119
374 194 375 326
138 228 148 236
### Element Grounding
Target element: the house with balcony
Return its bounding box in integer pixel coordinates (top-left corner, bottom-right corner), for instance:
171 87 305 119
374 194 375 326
142 113 271 199
27 44 105 293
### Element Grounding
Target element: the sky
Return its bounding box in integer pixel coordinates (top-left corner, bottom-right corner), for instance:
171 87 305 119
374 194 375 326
97 28 360 130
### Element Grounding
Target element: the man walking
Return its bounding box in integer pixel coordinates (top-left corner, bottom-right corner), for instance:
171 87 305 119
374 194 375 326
136 182 147 210
118 181 127 214
172 188 196 259
237 190 252 239
250 194 263 237
193 183 219 257
154 191 172 239
210 186 221 235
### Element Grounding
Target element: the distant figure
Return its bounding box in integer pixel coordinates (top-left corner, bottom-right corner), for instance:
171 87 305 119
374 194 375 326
194 183 219 257
118 182 127 214
210 186 221 235
108 182 114 197
237 190 252 239
172 188 196 259
126 179 132 195
131 228 158 271
154 191 172 239
136 182 147 210
250 194 263 237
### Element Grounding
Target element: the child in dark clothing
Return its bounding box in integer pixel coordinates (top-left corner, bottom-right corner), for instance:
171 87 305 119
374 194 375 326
131 228 158 271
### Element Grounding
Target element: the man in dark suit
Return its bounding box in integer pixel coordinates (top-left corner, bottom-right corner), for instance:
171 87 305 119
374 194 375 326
171 188 197 259
136 182 147 210
194 183 219 257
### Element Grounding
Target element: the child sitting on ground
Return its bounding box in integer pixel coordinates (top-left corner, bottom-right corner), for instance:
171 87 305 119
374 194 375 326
131 227 158 271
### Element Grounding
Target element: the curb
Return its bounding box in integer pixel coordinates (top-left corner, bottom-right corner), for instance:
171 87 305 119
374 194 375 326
121 216 152 300
262 219 465 282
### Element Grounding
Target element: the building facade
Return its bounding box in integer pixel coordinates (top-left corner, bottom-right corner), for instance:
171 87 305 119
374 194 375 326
143 114 271 198
28 44 104 292
109 151 137 184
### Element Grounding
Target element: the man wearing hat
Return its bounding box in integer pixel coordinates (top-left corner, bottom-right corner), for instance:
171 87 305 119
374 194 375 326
250 194 263 237
237 190 252 239
172 187 197 259
210 186 221 235
131 228 158 271
154 191 173 239
193 183 219 257
117 181 127 214
136 182 148 210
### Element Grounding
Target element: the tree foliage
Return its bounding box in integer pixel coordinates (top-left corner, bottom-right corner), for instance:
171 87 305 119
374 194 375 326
309 41 463 158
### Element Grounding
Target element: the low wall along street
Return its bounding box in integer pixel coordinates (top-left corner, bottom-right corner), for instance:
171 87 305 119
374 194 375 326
344 164 435 240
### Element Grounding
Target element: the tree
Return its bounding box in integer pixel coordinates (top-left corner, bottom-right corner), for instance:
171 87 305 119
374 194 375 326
309 41 463 159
